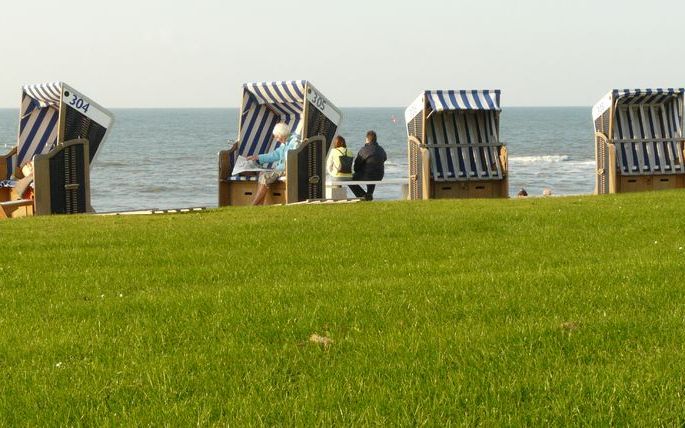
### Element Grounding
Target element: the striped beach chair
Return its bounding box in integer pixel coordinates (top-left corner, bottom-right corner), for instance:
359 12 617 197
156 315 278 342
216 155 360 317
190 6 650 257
218 80 342 206
0 82 114 218
594 88 685 194
405 90 508 199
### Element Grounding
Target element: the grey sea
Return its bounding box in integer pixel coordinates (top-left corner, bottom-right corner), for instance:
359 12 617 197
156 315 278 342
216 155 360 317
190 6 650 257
0 107 595 212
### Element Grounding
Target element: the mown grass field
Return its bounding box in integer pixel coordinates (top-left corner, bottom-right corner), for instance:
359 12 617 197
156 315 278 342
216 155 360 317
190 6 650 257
1 191 685 425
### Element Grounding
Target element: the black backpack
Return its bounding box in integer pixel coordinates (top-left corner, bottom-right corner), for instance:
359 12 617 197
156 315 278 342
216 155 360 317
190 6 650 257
338 148 353 174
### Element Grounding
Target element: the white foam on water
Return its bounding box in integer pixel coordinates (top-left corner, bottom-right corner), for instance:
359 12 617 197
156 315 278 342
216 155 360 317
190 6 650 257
509 155 571 163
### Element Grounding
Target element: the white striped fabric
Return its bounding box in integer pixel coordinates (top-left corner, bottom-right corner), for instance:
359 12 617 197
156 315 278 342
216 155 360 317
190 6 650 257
238 81 306 158
23 82 62 108
227 175 258 182
426 90 501 112
14 81 114 170
614 88 685 106
16 91 60 168
226 175 286 182
614 102 684 175
426 110 502 181
595 89 685 122
232 80 340 178
244 80 306 106
609 89 685 175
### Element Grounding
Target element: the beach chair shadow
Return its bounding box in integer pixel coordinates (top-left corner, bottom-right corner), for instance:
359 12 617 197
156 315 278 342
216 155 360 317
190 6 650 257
0 82 114 218
218 81 342 206
594 88 685 194
405 90 508 199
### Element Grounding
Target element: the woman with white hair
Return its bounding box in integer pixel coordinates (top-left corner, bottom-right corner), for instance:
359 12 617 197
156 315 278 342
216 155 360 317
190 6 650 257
247 122 301 205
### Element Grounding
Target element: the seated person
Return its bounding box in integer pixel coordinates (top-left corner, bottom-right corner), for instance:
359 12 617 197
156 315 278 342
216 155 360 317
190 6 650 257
246 122 300 205
349 130 387 201
10 161 35 200
326 136 354 180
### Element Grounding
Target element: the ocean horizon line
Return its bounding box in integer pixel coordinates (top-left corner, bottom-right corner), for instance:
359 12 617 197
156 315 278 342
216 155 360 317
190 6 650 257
0 105 592 110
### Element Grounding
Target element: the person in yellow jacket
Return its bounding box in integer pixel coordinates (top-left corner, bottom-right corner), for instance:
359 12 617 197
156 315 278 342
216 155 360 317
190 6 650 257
326 136 354 180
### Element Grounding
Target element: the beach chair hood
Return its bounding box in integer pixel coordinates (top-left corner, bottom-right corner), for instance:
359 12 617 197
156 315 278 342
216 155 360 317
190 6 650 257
593 88 685 181
593 88 685 122
238 80 342 157
17 82 114 169
405 90 501 124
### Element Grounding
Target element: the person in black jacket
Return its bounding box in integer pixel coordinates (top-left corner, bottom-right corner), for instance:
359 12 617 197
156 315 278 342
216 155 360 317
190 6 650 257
349 130 387 201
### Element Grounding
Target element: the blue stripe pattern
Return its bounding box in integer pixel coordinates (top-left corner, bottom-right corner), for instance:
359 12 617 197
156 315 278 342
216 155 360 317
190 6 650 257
607 89 685 175
226 175 287 182
23 82 61 107
238 81 307 158
17 92 59 168
425 109 503 181
13 82 113 172
425 90 501 112
410 89 503 181
613 88 684 106
227 176 259 182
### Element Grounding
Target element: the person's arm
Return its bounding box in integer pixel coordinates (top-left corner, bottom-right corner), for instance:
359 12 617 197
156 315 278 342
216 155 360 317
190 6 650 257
326 151 335 176
258 145 284 164
13 174 33 199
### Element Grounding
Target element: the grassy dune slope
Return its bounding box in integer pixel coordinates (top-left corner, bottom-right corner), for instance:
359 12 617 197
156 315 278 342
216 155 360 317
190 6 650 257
1 192 685 425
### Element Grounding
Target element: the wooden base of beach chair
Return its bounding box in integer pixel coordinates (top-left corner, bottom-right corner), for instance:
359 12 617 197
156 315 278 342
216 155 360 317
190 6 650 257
0 199 34 219
615 174 685 193
1 188 26 205
221 181 287 206
218 180 230 207
431 179 508 199
0 188 11 203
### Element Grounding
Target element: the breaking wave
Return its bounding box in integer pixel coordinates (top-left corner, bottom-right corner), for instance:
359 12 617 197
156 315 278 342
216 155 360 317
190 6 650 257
509 155 571 163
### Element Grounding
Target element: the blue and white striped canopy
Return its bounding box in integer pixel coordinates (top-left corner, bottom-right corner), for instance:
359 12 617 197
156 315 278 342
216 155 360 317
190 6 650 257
244 80 306 115
239 81 306 157
613 88 685 105
426 90 501 112
593 88 685 175
17 83 62 167
594 88 685 120
425 109 503 181
23 82 62 108
405 90 502 124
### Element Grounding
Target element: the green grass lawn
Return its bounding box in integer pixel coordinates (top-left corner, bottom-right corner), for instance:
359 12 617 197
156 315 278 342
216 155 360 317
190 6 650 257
2 192 685 425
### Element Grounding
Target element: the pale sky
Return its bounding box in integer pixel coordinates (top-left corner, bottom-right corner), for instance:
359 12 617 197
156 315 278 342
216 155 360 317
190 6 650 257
0 0 683 108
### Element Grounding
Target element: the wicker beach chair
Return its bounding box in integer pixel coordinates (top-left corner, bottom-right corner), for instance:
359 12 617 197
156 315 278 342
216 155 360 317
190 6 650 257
218 80 342 206
594 88 685 194
405 90 508 199
0 82 114 218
